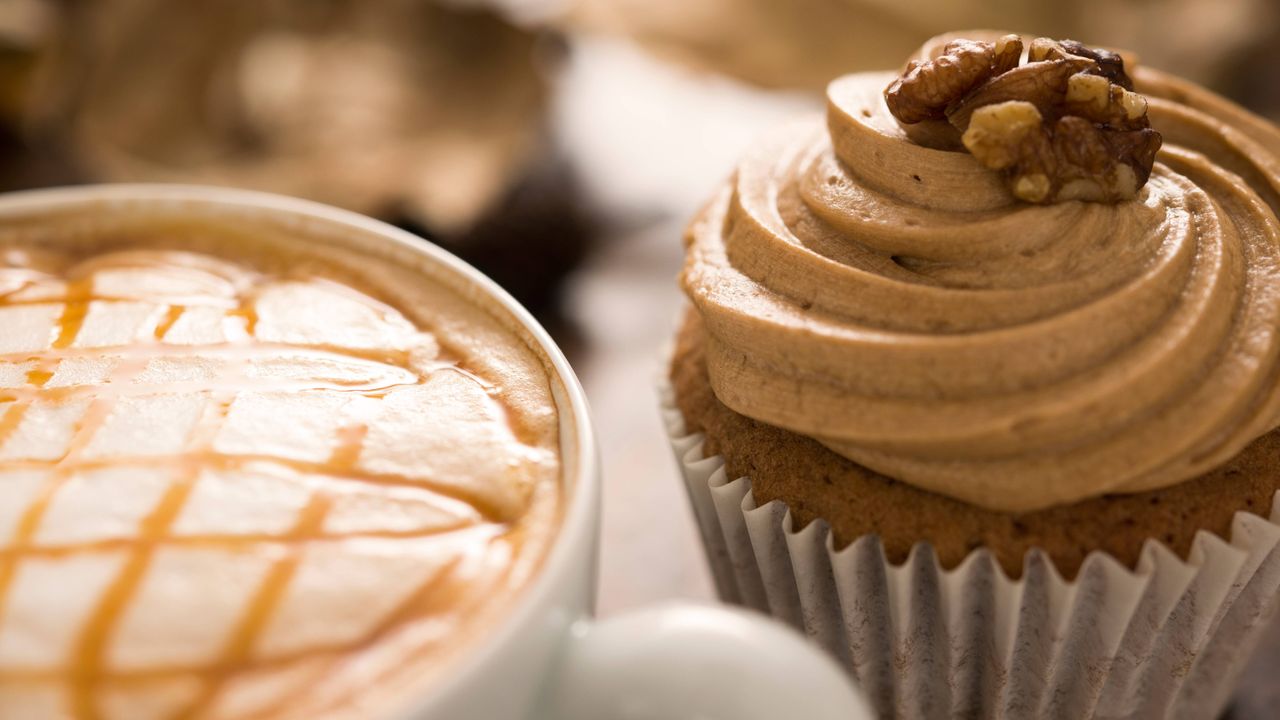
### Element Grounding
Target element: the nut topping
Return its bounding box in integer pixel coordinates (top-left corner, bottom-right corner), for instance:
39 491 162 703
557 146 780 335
1030 38 1134 90
884 35 1163 204
884 35 1022 124
962 102 1161 203
945 56 1094 131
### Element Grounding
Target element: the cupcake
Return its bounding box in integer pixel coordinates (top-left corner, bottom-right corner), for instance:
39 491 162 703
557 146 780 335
664 30 1280 719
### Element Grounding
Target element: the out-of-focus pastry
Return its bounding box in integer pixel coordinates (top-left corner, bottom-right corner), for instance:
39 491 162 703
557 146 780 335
26 0 546 235
17 0 596 319
569 0 1277 92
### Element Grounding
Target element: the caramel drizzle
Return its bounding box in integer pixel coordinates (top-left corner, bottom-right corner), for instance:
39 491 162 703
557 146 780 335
0 342 420 364
171 417 369 719
0 531 499 687
170 493 334 720
1 294 235 309
0 553 480 720
0 396 117 679
328 424 370 470
0 366 423 405
153 305 186 341
0 453 499 522
228 305 259 338
243 555 469 720
0 522 477 560
227 495 335 662
71 478 198 719
69 388 236 717
51 278 94 350
0 403 30 450
0 259 513 719
25 368 54 387
0 367 57 639
0 268 45 301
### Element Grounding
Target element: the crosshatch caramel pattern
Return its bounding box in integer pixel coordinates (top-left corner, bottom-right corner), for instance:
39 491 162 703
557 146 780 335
0 248 553 720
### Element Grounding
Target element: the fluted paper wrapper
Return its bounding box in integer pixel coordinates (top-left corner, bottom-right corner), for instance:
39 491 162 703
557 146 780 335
659 381 1280 719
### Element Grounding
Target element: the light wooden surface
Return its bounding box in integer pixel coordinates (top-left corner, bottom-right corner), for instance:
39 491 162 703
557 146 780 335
570 219 715 614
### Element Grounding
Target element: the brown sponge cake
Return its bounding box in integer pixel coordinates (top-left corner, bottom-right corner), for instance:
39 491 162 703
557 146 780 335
671 310 1280 579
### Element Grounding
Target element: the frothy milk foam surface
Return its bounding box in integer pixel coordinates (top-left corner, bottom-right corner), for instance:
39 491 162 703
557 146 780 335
0 211 563 720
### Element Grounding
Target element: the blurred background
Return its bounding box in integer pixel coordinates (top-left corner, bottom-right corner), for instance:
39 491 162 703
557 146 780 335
1 0 1278 714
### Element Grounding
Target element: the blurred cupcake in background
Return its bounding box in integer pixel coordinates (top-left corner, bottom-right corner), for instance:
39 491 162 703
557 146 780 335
11 0 594 318
568 0 1278 97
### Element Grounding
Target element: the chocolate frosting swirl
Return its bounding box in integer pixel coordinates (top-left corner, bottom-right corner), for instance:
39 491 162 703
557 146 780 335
681 43 1280 512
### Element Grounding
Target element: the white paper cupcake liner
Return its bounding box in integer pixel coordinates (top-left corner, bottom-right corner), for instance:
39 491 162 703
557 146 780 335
659 379 1280 719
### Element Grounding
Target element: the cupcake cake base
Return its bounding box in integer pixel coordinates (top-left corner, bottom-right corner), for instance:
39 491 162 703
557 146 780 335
669 310 1280 579
664 310 1280 719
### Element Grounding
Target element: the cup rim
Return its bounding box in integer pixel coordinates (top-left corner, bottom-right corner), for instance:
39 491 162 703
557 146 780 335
0 183 600 717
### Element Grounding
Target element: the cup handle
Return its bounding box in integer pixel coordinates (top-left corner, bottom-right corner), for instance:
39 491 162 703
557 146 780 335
541 603 874 720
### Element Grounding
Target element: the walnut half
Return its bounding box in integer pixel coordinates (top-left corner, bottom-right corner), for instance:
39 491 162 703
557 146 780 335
883 35 1163 204
884 35 1022 124
962 101 1161 203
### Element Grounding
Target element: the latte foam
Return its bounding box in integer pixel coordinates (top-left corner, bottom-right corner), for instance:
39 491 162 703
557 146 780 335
0 221 562 720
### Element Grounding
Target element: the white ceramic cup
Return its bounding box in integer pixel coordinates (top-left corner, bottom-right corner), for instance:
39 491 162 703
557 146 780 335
0 185 873 720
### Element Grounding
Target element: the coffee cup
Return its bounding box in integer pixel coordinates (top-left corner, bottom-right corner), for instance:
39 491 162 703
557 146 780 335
0 184 872 720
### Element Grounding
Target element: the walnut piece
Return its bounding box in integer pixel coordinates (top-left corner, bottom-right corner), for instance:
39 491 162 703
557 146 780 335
1029 38 1134 91
884 35 1022 124
962 101 1162 203
945 56 1094 131
883 35 1163 204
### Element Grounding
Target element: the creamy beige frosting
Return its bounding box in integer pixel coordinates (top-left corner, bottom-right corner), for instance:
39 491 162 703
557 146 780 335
0 234 561 719
682 50 1280 512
